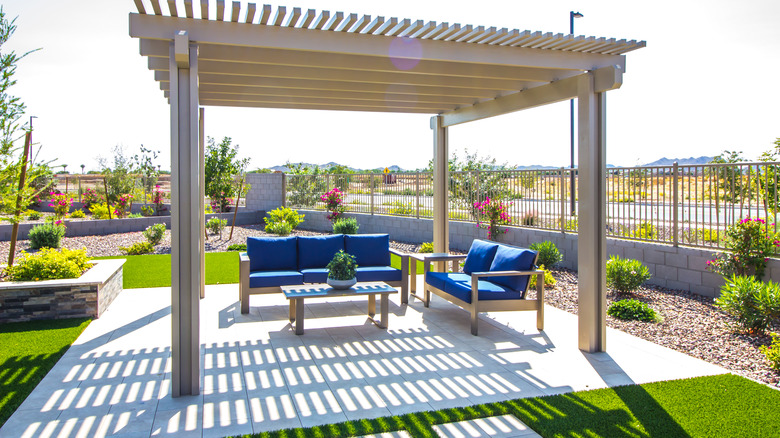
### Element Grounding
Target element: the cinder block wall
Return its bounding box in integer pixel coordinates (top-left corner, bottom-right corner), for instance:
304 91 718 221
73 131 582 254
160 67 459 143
245 173 285 212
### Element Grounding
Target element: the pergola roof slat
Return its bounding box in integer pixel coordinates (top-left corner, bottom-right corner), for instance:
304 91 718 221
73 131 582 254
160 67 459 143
167 1 178 18
284 7 300 27
386 18 412 37
372 17 397 35
324 11 343 31
299 9 315 28
351 15 371 33
336 13 358 32
200 0 208 19
150 0 163 16
271 5 285 26
245 3 256 24
230 1 241 22
133 0 146 14
258 4 271 24
215 0 224 21
362 16 384 34
433 23 461 40
311 10 329 30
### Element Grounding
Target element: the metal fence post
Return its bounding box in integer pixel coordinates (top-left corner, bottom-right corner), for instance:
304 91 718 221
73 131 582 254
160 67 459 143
560 167 566 233
370 174 374 215
416 172 420 219
673 162 679 247
281 173 287 208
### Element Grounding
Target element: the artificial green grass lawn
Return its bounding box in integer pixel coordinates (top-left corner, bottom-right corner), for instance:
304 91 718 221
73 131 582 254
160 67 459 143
0 318 90 428
96 252 409 289
229 374 780 438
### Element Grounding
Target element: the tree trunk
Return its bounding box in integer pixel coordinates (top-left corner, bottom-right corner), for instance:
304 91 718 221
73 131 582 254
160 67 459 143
229 179 244 241
7 131 33 267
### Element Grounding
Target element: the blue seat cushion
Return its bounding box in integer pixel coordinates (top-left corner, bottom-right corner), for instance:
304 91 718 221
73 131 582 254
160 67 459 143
488 245 538 292
426 272 522 303
247 236 298 271
297 235 345 270
356 266 402 282
249 271 303 288
300 268 329 283
462 240 499 274
345 234 391 267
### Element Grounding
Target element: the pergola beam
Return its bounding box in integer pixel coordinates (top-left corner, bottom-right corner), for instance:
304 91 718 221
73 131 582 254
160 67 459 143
439 65 623 127
130 13 625 72
139 39 576 83
197 99 438 113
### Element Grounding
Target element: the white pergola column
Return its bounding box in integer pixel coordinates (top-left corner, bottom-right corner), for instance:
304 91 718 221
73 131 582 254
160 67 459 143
577 72 607 352
170 31 201 397
431 116 449 255
199 107 205 300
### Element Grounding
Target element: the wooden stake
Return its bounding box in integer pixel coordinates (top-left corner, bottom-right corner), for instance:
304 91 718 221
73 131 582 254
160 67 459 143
103 177 113 220
229 178 244 240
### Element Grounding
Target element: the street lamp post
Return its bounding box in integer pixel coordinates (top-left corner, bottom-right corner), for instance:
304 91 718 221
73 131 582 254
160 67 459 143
569 11 583 216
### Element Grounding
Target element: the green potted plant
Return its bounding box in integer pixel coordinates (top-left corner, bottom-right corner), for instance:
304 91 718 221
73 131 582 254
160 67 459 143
326 250 358 289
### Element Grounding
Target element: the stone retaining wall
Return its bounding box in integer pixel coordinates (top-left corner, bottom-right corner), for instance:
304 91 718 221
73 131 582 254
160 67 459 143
0 259 126 323
0 210 264 240
294 209 780 298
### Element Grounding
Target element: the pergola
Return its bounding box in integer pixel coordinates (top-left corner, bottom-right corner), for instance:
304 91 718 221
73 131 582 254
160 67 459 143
129 0 645 397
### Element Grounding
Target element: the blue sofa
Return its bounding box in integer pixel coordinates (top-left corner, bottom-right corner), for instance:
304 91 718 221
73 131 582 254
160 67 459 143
418 239 544 335
239 234 409 314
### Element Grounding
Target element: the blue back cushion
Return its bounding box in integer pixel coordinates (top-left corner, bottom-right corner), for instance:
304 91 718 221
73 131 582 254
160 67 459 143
488 245 538 291
247 236 298 271
344 234 390 266
463 240 499 274
298 235 345 270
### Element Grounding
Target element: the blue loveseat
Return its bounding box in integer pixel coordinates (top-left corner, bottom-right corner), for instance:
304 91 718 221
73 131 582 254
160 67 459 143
239 234 409 314
418 239 544 335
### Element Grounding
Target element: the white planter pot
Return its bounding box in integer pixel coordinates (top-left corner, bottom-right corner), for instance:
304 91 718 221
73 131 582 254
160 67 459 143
327 277 357 290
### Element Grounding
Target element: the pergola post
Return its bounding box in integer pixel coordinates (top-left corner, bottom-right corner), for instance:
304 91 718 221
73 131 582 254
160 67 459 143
199 107 205 300
169 31 201 397
431 116 449 257
577 72 607 352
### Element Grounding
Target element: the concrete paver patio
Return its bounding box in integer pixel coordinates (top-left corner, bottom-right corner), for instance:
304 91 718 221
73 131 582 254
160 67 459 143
1 281 726 437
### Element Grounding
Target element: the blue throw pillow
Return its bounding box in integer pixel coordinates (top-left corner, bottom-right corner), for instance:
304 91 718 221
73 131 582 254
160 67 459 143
298 235 345 270
344 234 391 267
247 236 298 271
488 245 537 291
462 240 499 274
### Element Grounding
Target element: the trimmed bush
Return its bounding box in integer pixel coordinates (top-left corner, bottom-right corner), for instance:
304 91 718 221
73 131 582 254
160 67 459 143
89 202 113 219
26 210 41 220
419 242 434 253
28 222 66 249
333 217 359 235
143 223 166 246
227 243 247 251
120 241 154 255
633 222 657 239
69 209 86 219
606 255 651 294
4 248 91 281
608 299 659 322
529 265 557 288
529 241 562 268
716 275 780 334
206 217 227 235
760 332 780 371
264 207 304 235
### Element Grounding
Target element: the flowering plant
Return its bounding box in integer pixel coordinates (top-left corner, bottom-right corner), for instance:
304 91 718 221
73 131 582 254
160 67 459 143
321 187 346 222
81 188 103 211
473 197 512 241
48 192 72 219
211 191 233 212
152 185 167 215
114 194 133 218
707 217 779 280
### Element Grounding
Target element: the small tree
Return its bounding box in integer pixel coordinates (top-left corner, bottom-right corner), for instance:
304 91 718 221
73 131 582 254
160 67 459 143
133 144 160 208
98 145 135 205
204 136 249 212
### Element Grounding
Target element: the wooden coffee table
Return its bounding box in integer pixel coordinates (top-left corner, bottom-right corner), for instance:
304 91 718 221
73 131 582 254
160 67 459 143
281 282 397 335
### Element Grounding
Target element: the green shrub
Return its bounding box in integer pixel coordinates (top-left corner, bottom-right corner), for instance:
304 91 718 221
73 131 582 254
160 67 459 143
606 255 652 294
608 299 659 322
4 248 91 281
266 221 293 236
120 241 154 255
206 217 227 235
529 265 557 288
326 250 358 280
529 241 562 268
707 218 778 280
143 223 166 246
521 210 538 226
127 213 143 218
760 332 780 371
716 275 780 334
388 201 413 215
419 242 434 253
264 207 304 235
26 210 41 220
564 216 578 231
89 202 114 219
333 217 359 235
633 222 657 239
227 243 247 251
69 209 86 219
28 222 66 249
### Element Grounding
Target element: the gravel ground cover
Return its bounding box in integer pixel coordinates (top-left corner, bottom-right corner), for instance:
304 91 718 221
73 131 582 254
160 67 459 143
1 226 777 388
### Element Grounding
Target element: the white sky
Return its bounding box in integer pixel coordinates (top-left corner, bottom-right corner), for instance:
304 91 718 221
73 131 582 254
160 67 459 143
3 0 779 171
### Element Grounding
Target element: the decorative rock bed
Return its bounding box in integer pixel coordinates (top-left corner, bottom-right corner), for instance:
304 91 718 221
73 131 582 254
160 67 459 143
0 259 125 323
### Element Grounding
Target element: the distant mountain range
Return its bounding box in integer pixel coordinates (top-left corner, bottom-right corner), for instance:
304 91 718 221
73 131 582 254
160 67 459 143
264 156 714 172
